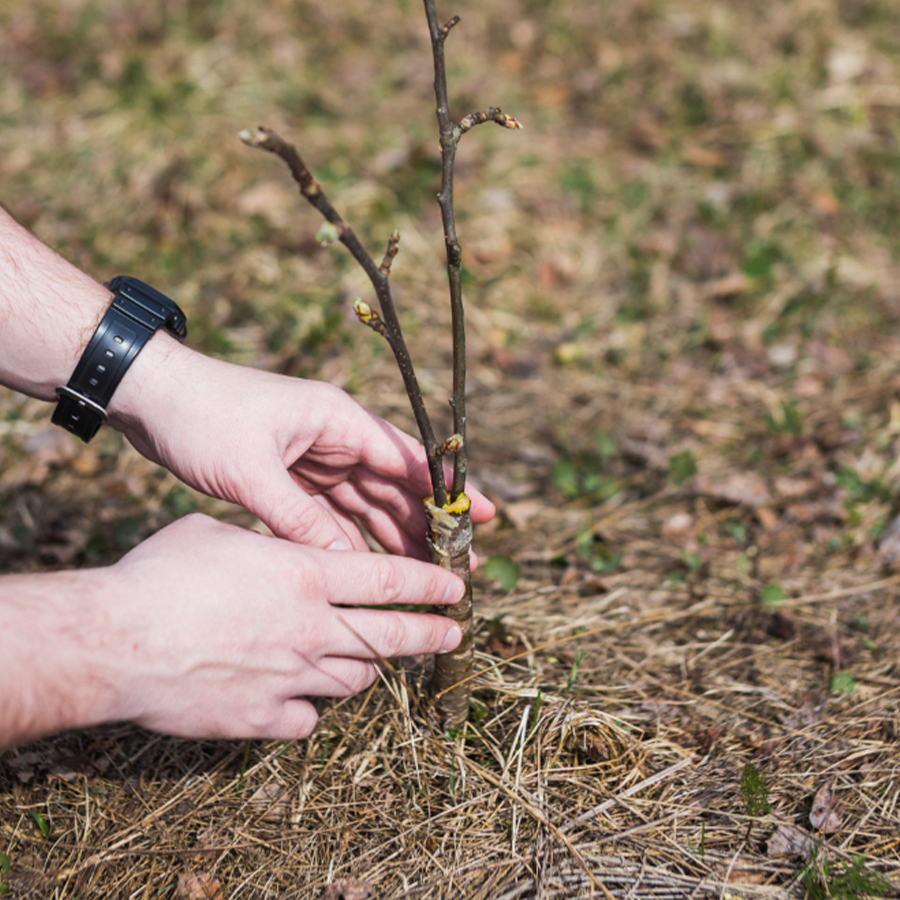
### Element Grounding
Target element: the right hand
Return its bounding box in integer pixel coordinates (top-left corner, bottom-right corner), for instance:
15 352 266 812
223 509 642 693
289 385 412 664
98 514 464 740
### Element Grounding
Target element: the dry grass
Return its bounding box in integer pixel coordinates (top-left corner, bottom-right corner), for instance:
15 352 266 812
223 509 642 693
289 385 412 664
2 0 900 896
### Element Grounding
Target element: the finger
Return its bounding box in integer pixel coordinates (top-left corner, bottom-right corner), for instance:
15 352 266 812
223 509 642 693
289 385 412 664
326 608 462 660
315 547 465 610
312 494 371 552
258 698 320 740
352 413 436 496
141 691 320 742
248 468 357 550
466 485 496 524
288 657 380 697
322 481 485 571
324 478 430 560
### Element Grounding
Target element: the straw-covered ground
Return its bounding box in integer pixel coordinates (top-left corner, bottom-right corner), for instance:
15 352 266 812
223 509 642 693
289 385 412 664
2 0 900 896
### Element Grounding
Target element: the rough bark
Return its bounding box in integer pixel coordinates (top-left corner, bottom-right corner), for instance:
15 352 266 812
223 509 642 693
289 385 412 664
425 497 473 730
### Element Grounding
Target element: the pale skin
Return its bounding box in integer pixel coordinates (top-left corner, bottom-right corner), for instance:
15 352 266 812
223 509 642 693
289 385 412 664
0 206 495 750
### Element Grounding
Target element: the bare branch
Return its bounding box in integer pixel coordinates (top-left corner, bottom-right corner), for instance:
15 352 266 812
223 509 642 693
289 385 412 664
239 127 321 199
423 1 467 502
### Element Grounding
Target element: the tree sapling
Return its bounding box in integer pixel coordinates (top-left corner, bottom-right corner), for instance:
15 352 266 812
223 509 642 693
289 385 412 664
240 0 520 730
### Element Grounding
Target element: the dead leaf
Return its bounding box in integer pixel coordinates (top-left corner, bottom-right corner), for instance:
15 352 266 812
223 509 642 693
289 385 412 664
767 612 797 641
249 781 288 823
772 477 818 500
316 879 375 900
175 873 224 900
811 192 840 215
694 471 770 507
498 51 523 75
579 573 612 596
681 144 726 169
713 861 766 884
236 180 293 221
504 498 544 529
486 619 527 660
628 111 666 152
661 512 695 544
810 778 841 832
766 824 816 859
811 638 852 668
756 507 779 530
530 83 572 108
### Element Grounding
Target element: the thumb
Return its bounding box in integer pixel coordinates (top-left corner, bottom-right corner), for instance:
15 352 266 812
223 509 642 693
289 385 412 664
245 470 355 550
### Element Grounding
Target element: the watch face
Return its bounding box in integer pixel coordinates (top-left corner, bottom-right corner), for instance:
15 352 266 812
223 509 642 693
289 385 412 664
109 277 188 342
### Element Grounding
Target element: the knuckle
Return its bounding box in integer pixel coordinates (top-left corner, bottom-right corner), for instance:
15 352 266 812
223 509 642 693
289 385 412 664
378 612 410 658
369 556 406 605
271 504 321 544
244 703 280 735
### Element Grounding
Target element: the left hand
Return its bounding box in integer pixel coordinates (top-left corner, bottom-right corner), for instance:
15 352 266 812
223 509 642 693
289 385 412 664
110 338 495 558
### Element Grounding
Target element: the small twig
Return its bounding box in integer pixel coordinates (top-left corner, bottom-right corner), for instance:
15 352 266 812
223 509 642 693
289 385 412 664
560 756 697 834
438 15 460 39
458 108 523 135
379 230 401 277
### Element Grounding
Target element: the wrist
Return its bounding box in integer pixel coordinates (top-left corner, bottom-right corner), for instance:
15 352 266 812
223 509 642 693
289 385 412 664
52 277 188 442
105 331 196 428
0 567 124 748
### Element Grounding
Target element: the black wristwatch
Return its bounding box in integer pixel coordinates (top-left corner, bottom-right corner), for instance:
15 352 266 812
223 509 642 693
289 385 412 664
52 276 188 443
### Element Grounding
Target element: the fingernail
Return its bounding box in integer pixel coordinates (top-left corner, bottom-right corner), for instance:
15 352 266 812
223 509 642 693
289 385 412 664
442 580 464 604
440 626 462 654
327 539 352 551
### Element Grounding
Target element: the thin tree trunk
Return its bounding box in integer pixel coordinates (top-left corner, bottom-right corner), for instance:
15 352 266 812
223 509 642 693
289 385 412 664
425 498 473 730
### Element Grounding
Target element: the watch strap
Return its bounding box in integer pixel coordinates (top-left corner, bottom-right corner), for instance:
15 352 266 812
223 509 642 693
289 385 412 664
52 277 187 442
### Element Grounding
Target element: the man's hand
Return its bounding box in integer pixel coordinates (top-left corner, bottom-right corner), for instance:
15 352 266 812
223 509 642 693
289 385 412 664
110 337 495 557
0 514 466 747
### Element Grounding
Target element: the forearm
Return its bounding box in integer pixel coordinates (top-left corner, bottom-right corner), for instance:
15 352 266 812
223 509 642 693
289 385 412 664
0 205 112 401
0 568 122 750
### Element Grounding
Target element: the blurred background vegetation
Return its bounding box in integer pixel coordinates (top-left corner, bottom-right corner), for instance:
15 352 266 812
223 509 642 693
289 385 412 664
2 0 900 569
3 2 900 897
